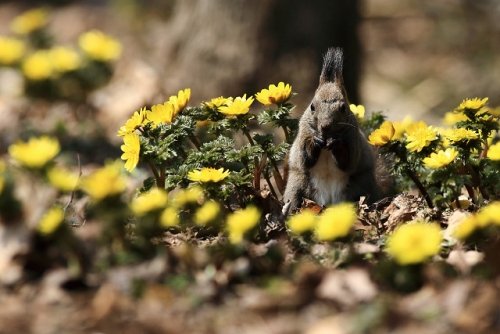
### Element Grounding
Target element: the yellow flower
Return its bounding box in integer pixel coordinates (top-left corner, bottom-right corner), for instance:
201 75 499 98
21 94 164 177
117 107 148 136
168 88 191 115
368 121 395 146
487 142 500 161
49 46 81 73
349 104 365 119
160 207 179 227
287 209 318 235
405 121 438 152
120 133 140 172
194 201 221 226
392 116 413 140
255 82 292 106
146 102 175 128
188 167 230 183
0 36 25 65
453 202 500 241
10 8 48 35
386 222 442 265
453 215 479 240
488 107 500 117
78 30 122 62
441 128 478 143
226 206 261 244
443 111 468 126
476 201 500 227
218 94 254 116
131 188 168 216
205 96 232 109
437 128 452 148
9 136 60 168
423 148 458 169
22 51 54 80
457 97 488 111
170 186 205 207
37 207 64 236
80 161 126 201
314 203 357 241
47 166 79 192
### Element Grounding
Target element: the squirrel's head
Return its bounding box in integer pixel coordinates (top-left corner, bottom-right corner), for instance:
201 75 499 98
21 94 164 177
305 47 358 141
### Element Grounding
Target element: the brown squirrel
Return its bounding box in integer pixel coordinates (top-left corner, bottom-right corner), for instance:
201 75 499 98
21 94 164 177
283 47 385 213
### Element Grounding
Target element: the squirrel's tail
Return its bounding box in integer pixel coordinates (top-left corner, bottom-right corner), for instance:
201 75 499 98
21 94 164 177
320 47 343 84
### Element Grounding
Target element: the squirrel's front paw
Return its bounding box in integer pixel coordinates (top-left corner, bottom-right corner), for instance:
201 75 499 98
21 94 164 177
325 137 337 150
313 136 326 148
304 136 324 167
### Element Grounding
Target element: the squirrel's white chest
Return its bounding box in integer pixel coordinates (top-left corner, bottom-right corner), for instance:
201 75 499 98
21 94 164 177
310 150 348 206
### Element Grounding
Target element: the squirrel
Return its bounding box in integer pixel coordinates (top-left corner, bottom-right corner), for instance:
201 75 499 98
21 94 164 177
283 47 387 213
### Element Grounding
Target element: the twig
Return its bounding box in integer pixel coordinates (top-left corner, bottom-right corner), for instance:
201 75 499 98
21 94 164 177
64 154 82 211
64 154 86 227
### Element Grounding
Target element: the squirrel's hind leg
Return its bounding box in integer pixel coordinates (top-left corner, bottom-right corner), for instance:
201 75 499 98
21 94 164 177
282 172 310 215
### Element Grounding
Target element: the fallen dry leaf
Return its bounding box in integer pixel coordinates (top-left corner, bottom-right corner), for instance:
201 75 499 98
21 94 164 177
443 210 470 243
316 268 377 307
306 315 353 334
446 250 484 274
0 224 29 285
301 198 323 215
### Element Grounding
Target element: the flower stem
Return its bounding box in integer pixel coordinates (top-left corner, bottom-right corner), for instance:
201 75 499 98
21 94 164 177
242 127 262 190
147 161 161 187
480 141 489 159
467 164 489 200
269 159 285 195
189 135 201 151
404 168 434 208
464 184 476 204
282 126 290 144
242 128 255 146
264 173 278 199
394 146 433 208
253 159 261 191
159 167 166 189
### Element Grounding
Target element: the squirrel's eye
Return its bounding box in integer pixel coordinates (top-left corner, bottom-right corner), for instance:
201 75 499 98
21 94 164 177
310 103 315 112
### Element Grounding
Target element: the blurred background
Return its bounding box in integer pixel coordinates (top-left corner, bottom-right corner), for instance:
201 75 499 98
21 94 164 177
1 0 499 136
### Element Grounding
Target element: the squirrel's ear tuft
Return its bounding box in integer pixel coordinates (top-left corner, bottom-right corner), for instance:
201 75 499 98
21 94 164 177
320 47 343 84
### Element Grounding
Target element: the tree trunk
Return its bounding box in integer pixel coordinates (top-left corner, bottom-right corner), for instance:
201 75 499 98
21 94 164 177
156 0 361 107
